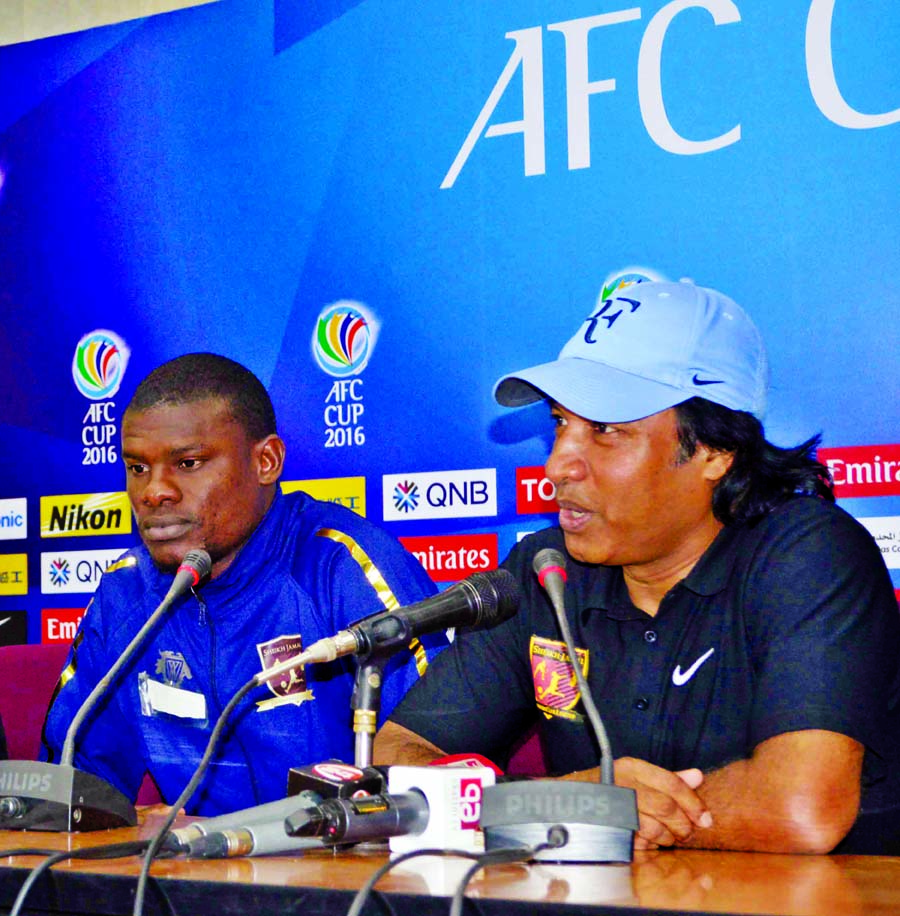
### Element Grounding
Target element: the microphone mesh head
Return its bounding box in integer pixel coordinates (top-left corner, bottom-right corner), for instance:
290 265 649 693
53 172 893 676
533 548 567 579
181 549 212 580
464 568 520 628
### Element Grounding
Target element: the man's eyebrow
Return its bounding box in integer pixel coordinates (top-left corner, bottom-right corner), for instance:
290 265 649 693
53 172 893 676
122 443 209 460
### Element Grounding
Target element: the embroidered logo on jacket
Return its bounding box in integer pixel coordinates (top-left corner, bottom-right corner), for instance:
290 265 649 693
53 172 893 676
256 634 315 711
530 635 589 722
155 650 192 688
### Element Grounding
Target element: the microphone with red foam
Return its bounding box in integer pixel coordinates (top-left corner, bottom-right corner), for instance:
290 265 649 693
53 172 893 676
478 546 639 863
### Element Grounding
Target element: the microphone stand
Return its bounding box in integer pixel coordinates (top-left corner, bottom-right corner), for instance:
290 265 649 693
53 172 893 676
351 657 387 769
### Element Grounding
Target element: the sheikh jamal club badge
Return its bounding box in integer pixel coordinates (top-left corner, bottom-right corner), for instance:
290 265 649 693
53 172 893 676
256 634 315 711
529 635 589 722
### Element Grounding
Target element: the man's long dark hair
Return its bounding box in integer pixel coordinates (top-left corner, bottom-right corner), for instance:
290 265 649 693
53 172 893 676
126 353 277 441
674 397 834 526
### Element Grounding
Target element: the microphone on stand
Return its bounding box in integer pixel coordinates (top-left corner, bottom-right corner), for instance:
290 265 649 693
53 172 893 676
256 568 520 686
0 549 212 832
167 761 386 853
479 547 639 863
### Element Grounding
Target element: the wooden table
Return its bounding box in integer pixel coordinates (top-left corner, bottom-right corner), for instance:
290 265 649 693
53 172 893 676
1 816 898 915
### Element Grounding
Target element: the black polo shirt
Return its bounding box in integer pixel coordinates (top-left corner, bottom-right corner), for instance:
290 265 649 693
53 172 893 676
390 496 900 853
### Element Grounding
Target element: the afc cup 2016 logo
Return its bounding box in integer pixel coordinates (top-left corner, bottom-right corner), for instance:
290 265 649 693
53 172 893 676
72 330 130 400
312 301 378 378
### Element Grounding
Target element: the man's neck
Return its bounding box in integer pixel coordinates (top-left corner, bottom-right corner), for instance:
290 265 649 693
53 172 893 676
622 521 724 616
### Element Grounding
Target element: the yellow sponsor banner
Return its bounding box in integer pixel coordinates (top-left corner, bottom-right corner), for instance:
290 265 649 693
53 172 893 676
0 553 27 595
281 477 366 517
40 492 132 538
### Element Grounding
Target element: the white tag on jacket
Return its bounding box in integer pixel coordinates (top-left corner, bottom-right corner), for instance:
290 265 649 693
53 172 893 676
139 674 207 721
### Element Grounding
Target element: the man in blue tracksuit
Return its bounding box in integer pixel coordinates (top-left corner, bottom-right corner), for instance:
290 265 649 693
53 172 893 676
43 353 439 816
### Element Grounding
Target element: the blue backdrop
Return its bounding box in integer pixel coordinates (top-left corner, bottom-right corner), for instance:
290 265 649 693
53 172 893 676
1 0 898 644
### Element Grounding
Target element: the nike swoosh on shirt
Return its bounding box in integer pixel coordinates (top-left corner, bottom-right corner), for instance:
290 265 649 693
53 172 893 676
671 647 715 686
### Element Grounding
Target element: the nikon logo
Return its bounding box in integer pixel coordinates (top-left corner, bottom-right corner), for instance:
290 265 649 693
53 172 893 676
40 492 132 538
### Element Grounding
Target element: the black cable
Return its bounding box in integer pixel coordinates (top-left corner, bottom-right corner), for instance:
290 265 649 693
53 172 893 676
7 839 150 916
448 827 568 916
132 676 259 916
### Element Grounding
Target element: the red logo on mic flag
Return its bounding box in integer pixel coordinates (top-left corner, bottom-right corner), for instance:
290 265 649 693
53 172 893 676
458 777 483 830
530 635 589 721
312 763 366 782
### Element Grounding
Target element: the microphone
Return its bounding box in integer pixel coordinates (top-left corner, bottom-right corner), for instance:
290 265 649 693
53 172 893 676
533 547 568 619
285 792 429 846
181 792 323 859
185 818 325 858
285 765 495 854
257 568 520 686
0 549 212 832
166 761 385 852
479 547 639 864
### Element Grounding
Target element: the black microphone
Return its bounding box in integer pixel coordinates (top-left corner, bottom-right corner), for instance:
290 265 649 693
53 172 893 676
257 568 520 685
479 546 639 864
166 761 386 852
285 792 429 846
0 549 212 832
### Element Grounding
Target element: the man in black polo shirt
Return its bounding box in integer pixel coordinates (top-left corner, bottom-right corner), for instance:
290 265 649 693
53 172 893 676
375 278 900 854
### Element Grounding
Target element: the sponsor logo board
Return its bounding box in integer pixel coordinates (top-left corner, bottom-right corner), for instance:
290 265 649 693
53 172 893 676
516 466 557 514
40 492 132 538
858 516 900 569
399 534 498 582
0 498 27 540
40 548 127 593
0 554 27 595
42 608 85 644
819 445 900 498
0 611 28 646
383 469 497 522
281 477 366 516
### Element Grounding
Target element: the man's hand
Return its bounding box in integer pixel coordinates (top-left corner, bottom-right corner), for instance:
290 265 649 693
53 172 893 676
562 758 712 849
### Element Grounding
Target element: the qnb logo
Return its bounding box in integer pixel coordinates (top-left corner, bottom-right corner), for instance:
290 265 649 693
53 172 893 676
383 470 498 522
49 558 70 587
393 481 420 513
312 301 379 378
458 778 483 830
72 330 130 400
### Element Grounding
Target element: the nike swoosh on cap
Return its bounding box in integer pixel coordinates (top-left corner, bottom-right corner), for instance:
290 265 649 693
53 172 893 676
672 647 715 686
692 374 724 386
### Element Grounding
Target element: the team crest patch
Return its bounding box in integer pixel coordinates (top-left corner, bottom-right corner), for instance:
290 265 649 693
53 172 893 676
155 650 192 688
530 635 589 721
256 634 315 711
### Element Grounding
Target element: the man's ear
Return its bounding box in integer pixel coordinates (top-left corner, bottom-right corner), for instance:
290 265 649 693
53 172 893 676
699 445 735 483
255 434 286 485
